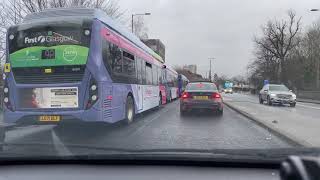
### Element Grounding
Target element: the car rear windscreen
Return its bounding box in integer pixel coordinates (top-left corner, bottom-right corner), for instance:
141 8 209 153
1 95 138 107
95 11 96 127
186 83 217 91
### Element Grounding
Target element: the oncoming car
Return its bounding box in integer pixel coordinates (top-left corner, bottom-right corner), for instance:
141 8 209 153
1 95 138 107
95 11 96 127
224 88 233 94
259 84 297 107
180 82 223 116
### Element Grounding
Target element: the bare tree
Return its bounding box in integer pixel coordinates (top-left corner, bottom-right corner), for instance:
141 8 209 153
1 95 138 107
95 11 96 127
132 16 149 40
254 10 302 83
0 0 126 64
300 22 320 88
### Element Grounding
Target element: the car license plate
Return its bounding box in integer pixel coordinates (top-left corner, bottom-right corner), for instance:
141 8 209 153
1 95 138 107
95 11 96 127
39 115 61 122
193 96 208 100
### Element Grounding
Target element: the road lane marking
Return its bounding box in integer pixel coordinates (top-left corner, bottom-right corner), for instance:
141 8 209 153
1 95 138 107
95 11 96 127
297 103 320 110
223 97 232 101
129 106 172 137
51 130 72 156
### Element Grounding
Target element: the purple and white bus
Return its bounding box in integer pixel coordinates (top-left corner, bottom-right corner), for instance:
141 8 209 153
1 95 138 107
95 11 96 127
3 8 166 125
162 65 179 102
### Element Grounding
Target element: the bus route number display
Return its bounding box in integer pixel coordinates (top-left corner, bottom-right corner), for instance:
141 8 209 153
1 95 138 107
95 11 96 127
41 49 55 59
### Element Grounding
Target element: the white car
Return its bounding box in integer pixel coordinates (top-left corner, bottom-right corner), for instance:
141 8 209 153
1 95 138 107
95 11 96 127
259 84 296 107
224 88 233 94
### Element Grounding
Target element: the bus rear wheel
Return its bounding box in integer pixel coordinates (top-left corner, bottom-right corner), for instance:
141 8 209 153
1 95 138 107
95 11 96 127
168 92 172 102
159 93 162 107
125 96 135 124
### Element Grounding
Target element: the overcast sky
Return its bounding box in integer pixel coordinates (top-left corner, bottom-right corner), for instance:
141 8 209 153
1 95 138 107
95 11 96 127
119 0 320 77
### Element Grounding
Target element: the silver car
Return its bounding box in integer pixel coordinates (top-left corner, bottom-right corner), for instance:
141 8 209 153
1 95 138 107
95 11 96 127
259 84 296 107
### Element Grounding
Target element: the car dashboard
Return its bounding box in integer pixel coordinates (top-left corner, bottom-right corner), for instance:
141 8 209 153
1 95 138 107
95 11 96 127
0 165 280 180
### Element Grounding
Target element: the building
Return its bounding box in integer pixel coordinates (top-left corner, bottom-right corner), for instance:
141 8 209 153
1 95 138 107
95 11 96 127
142 39 165 62
183 65 197 74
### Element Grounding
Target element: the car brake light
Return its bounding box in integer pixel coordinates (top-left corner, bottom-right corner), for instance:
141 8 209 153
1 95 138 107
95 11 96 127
211 92 221 99
181 92 190 99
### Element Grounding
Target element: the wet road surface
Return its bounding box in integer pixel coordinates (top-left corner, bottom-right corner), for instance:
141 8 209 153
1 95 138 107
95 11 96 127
3 99 294 156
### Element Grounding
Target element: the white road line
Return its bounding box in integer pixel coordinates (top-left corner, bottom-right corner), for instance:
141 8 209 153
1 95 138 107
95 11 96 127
297 103 320 110
130 107 170 136
223 97 232 101
51 130 72 156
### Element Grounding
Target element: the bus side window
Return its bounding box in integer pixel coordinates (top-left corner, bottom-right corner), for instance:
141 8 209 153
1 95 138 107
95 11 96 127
152 66 158 85
123 51 135 78
102 40 122 75
110 44 122 74
141 60 146 85
158 67 162 84
168 73 173 87
102 40 112 74
146 62 152 85
136 57 142 84
174 76 178 87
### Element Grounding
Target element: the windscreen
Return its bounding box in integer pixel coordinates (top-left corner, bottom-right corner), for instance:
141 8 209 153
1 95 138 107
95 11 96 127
1 3 320 163
186 83 217 91
269 85 289 91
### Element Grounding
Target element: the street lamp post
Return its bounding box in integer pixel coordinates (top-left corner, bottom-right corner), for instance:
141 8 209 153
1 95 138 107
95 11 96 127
131 12 151 33
208 57 215 82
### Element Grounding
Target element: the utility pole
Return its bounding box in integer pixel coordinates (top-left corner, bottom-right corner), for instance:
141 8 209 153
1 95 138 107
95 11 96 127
131 14 134 33
208 57 215 82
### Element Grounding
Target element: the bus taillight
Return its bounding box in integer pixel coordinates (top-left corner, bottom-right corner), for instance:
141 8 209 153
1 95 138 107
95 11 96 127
86 78 99 109
3 82 13 111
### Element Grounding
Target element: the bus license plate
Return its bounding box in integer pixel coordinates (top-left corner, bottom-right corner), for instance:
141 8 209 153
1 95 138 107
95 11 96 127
39 115 61 122
193 96 208 100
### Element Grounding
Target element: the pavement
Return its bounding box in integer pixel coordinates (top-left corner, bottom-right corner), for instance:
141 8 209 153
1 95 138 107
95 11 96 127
1 100 294 156
297 98 320 104
223 92 320 147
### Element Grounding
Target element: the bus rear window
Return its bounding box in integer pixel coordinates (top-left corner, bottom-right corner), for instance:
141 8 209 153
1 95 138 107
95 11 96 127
9 25 90 54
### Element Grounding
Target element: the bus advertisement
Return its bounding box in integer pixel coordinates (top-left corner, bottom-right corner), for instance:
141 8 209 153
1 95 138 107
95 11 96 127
3 8 168 125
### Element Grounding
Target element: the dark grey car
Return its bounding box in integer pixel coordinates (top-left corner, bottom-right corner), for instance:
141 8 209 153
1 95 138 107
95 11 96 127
180 82 223 116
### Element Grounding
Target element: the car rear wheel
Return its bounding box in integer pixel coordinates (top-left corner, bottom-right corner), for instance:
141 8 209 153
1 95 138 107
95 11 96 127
180 107 187 116
217 109 223 116
290 102 296 107
180 110 186 116
267 96 272 106
158 93 162 108
124 96 135 124
259 95 263 104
